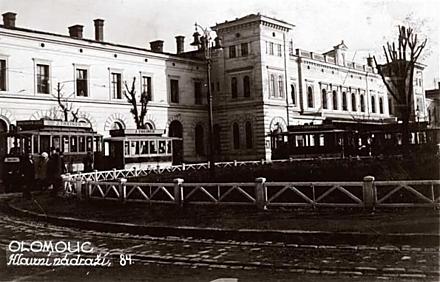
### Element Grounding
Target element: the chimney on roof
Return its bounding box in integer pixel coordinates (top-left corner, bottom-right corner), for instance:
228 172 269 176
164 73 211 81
94 19 104 42
150 40 164 53
175 36 185 54
2 12 16 28
367 55 373 67
68 25 83 39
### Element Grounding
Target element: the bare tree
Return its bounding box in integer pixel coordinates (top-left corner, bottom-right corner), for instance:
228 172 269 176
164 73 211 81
373 25 427 146
54 82 80 122
123 77 150 129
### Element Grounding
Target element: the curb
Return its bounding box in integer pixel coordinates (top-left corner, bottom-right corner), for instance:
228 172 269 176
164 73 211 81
6 200 440 247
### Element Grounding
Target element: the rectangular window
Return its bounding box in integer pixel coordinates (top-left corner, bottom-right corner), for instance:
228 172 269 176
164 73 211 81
277 44 282 57
241 43 248 56
269 42 274 55
141 76 152 101
194 81 202 104
229 45 236 58
170 79 179 103
0 59 6 91
76 68 88 97
111 72 122 99
37 64 50 94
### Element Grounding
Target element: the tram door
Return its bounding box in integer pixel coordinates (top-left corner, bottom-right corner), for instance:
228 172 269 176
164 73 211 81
0 120 7 183
169 121 183 165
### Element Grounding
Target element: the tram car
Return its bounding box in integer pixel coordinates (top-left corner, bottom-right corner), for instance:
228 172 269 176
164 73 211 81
271 121 439 160
2 119 102 174
99 129 181 170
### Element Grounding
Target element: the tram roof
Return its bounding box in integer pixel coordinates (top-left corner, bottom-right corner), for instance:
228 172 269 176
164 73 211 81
104 136 181 141
15 119 96 133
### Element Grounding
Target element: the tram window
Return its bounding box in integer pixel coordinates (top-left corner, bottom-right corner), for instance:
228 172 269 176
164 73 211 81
295 135 304 147
33 135 38 154
52 136 60 151
158 140 166 154
149 140 157 154
310 135 316 146
86 137 93 151
319 134 325 146
124 141 130 156
130 141 139 156
140 141 148 155
70 136 78 152
94 137 101 152
41 135 50 152
167 140 172 154
62 136 69 152
79 136 85 152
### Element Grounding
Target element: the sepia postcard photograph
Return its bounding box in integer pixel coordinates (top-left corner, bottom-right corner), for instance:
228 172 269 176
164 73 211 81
0 0 439 281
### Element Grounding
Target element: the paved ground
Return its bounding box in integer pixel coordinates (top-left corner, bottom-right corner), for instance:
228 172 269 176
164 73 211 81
1 194 439 281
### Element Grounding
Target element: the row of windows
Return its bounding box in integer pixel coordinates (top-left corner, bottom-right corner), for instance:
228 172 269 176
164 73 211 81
306 86 387 114
229 43 249 58
0 59 209 105
265 41 282 57
230 75 251 98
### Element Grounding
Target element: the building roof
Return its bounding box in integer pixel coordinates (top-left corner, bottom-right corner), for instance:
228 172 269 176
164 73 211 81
212 13 295 32
0 24 205 63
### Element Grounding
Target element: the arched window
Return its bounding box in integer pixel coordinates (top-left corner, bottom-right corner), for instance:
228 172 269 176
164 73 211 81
278 75 284 98
290 84 296 105
231 77 237 98
243 76 250 97
342 92 347 111
332 90 338 110
379 97 384 114
307 86 314 108
144 121 155 130
111 121 124 130
233 123 240 150
351 93 356 111
245 121 253 149
371 96 376 113
321 89 328 109
270 74 276 97
360 95 365 112
195 124 204 155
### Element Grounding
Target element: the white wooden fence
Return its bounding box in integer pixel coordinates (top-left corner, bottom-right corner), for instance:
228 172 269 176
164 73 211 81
63 175 440 209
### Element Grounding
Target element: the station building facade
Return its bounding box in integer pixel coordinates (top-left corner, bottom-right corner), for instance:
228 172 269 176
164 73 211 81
0 12 428 163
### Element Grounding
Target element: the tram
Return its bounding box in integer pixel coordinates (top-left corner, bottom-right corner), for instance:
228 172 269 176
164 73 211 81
271 121 439 159
99 128 181 170
3 119 102 172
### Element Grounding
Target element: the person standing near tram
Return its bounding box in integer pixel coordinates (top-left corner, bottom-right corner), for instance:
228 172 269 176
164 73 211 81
35 152 49 190
47 147 63 197
19 153 34 199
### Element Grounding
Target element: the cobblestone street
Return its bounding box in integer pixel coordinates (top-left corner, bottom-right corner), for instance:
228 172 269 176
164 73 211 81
0 197 438 281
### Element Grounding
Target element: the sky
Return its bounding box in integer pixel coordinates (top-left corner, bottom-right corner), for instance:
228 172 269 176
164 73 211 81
0 0 438 88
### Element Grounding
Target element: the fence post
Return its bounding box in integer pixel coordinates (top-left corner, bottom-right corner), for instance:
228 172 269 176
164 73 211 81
75 178 83 200
134 166 138 177
93 169 98 181
255 177 267 210
261 159 265 165
85 180 91 200
112 168 117 180
363 176 376 211
182 163 186 171
234 160 237 167
119 178 127 203
174 178 184 207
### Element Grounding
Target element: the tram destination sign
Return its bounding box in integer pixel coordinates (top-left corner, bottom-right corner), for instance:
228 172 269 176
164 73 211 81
16 119 91 130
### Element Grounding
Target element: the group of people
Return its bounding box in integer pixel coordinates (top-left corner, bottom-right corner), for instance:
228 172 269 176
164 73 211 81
20 147 66 199
19 148 93 199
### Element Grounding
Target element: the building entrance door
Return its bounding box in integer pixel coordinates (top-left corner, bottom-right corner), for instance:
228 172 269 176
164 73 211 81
169 121 183 165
